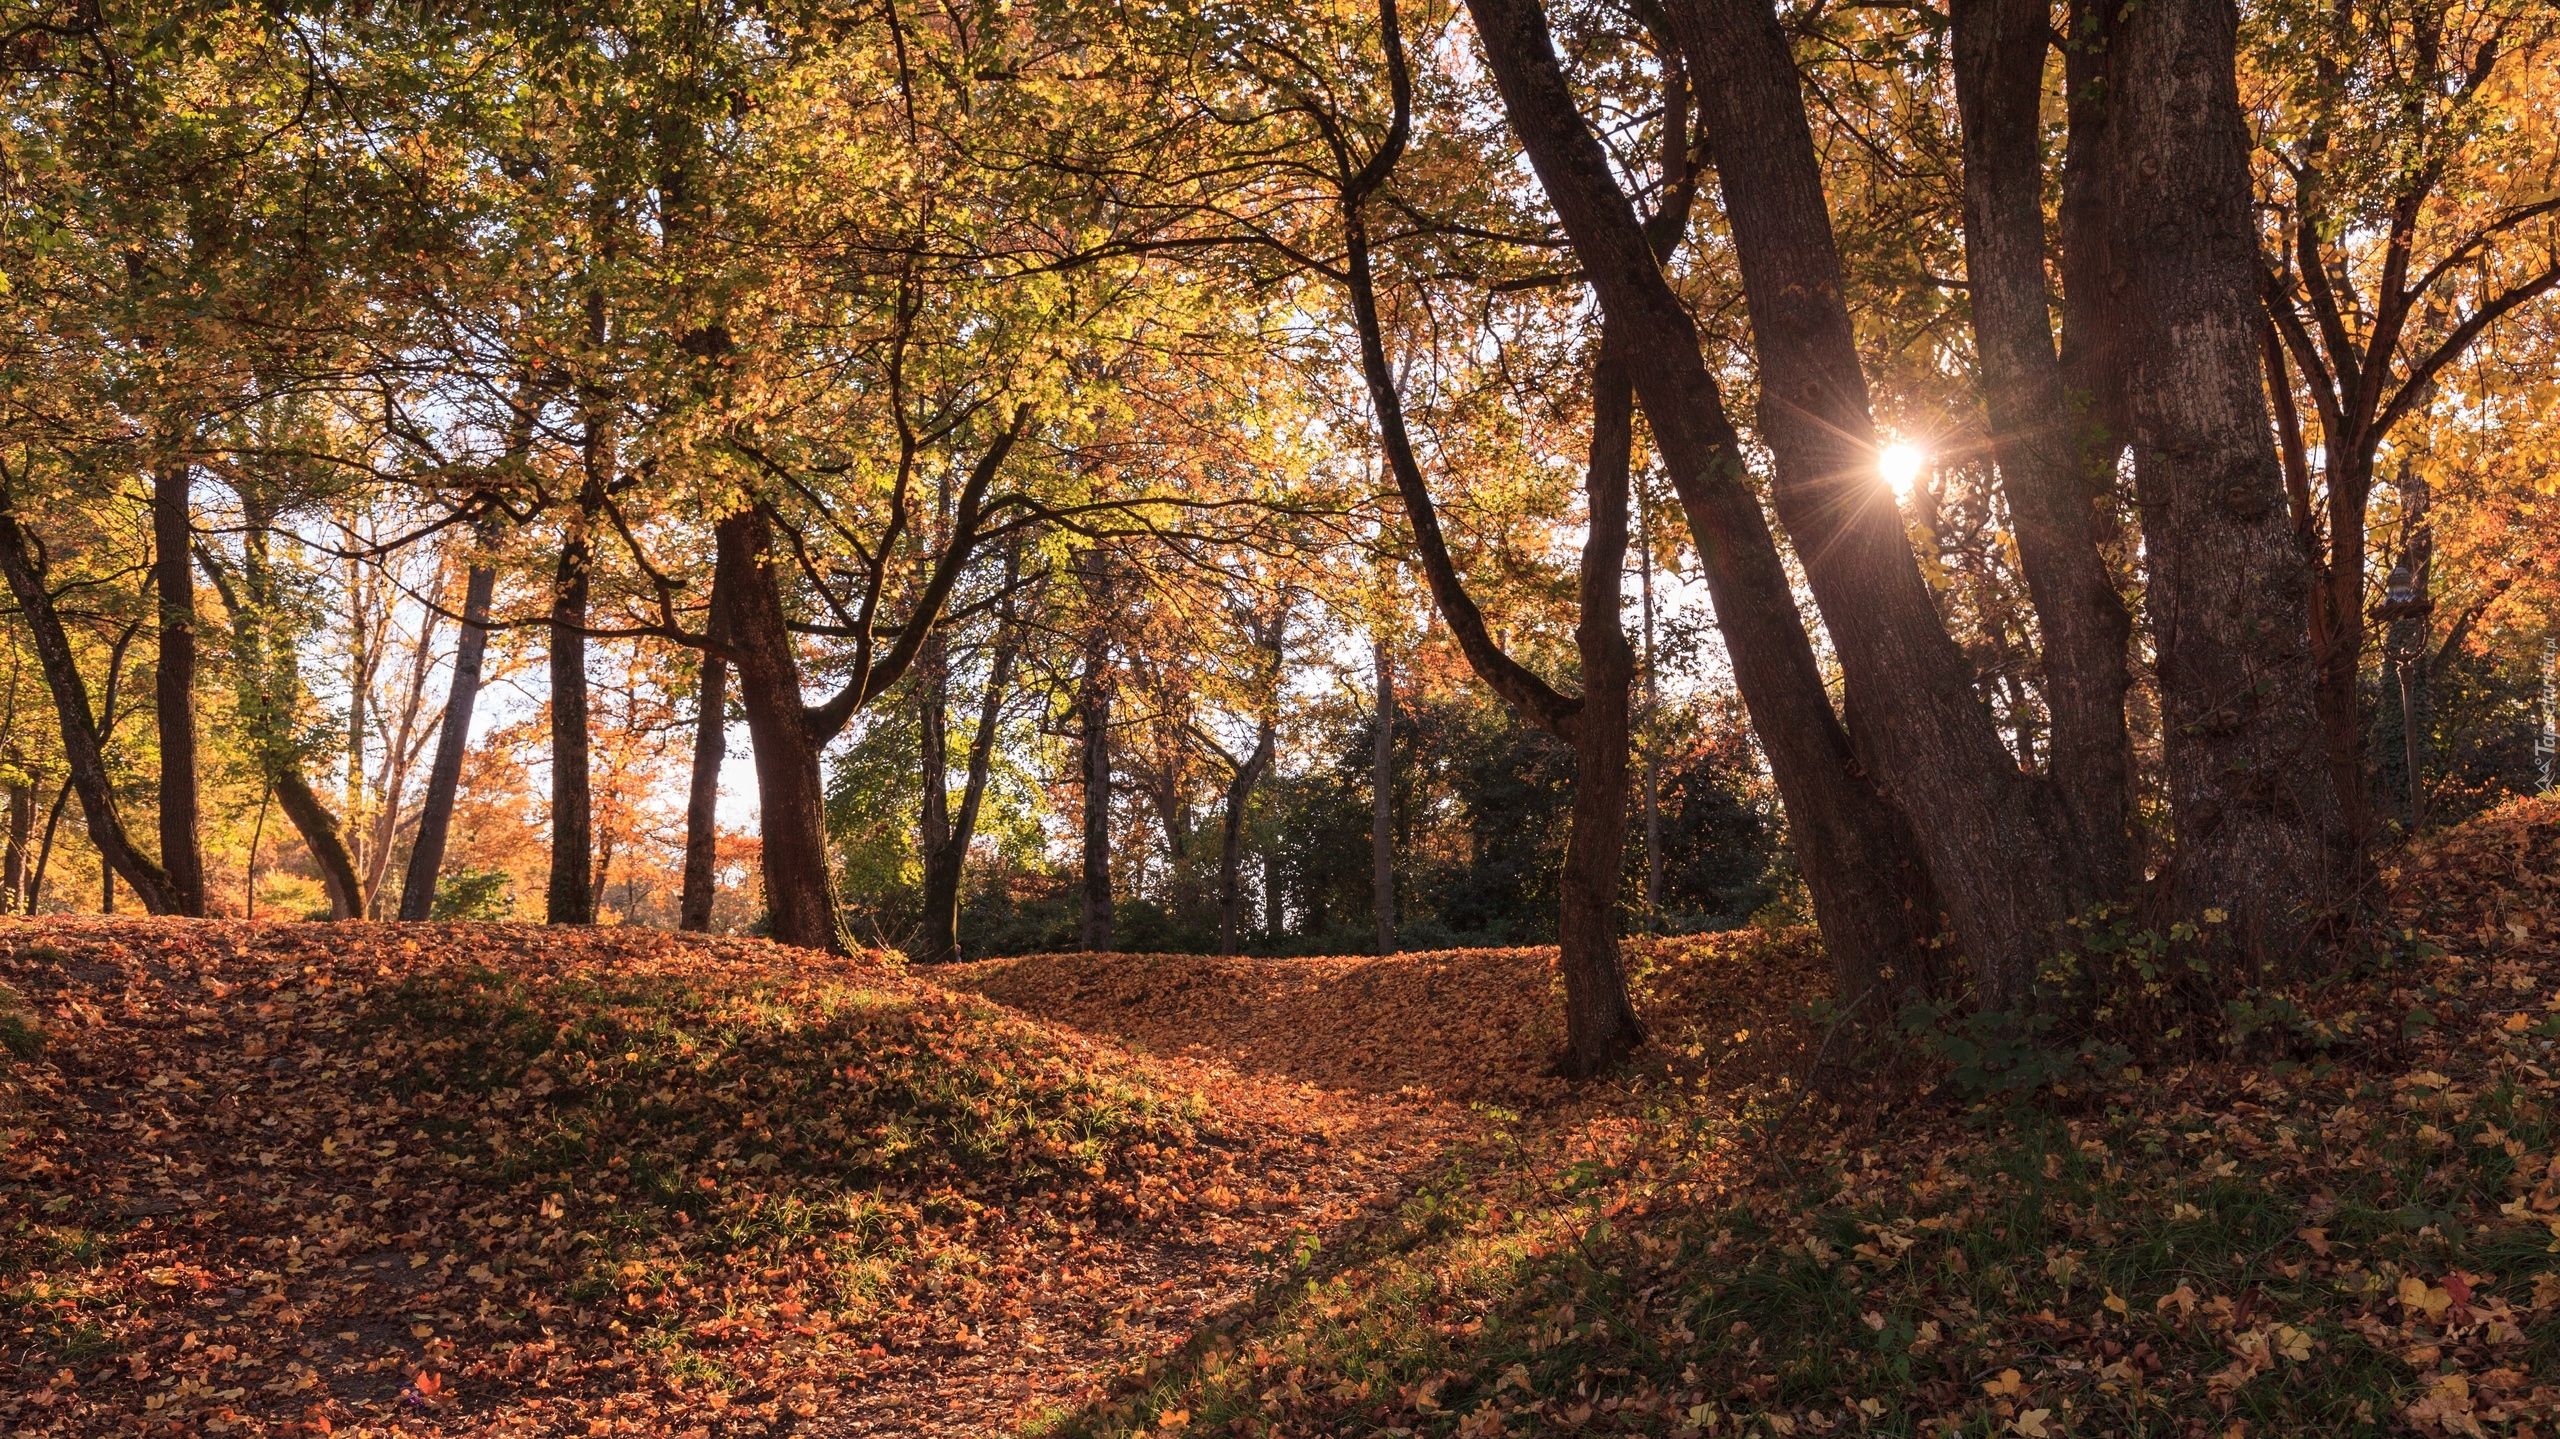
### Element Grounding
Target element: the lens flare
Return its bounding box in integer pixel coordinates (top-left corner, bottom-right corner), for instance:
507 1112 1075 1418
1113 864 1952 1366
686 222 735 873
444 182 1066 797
1879 441 1926 499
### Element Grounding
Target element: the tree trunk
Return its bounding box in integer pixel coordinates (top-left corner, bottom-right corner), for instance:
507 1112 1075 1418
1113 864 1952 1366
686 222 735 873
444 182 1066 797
2090 0 2348 959
1078 601 1115 953
679 652 727 932
917 630 955 957
714 505 843 953
916 609 1018 963
152 462 206 916
1558 340 1647 1075
273 768 365 921
0 509 183 915
1371 637 1396 956
1216 612 1283 958
4 773 31 913
2313 451 2375 844
398 562 497 921
547 499 596 925
1950 0 2138 899
1464 0 1943 1007
1668 0 2075 1008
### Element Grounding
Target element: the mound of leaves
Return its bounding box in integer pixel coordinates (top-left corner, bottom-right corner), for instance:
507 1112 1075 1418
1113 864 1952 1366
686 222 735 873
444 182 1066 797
1047 800 2560 1439
0 920 1315 1436
946 928 1828 1108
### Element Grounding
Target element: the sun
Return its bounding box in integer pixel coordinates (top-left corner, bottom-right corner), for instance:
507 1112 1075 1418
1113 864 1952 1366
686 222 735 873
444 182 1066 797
1878 441 1926 500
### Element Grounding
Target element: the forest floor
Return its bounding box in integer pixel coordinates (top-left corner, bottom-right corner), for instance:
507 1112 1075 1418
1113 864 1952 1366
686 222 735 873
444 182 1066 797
0 797 2554 1438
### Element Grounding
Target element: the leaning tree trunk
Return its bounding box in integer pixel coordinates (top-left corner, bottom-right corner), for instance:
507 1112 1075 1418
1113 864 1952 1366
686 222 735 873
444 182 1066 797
398 562 497 921
1950 0 2137 900
152 461 206 915
715 506 842 953
917 604 1019 964
1557 339 1647 1075
678 652 727 932
2091 0 2348 960
4 770 32 912
0 509 183 914
1667 0 2075 1008
1463 0 1943 1007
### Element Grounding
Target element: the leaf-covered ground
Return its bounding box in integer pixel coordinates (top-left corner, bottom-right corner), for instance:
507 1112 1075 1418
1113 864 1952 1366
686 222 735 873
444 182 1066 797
6 801 2555 1439
1037 797 2560 1439
0 925 1468 1436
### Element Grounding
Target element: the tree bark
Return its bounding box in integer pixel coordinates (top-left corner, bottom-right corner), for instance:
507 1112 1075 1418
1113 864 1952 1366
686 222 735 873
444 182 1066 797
2089 0 2348 958
1077 554 1116 952
1371 637 1396 956
1215 610 1283 958
679 651 726 932
1666 0 2075 1008
546 482 598 925
398 563 497 921
1949 0 2138 898
1557 339 1649 1074
714 505 842 953
152 462 206 916
0 508 183 915
1464 0 1943 1007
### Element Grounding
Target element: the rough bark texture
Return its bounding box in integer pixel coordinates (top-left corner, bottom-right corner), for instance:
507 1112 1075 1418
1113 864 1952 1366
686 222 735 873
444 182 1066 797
1371 639 1396 957
152 462 206 916
273 769 366 921
714 506 843 954
1556 340 1649 1075
678 653 726 932
1667 0 2072 1007
0 509 183 915
547 485 598 925
1464 0 1942 1006
2090 0 2348 958
398 563 497 921
1949 0 2138 900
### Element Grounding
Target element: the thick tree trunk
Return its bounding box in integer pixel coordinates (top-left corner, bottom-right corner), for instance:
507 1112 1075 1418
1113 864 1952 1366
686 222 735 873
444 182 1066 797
1371 638 1396 956
547 503 596 925
1464 0 1942 1007
398 563 496 921
1950 0 2138 899
2091 0 2348 959
0 510 183 915
1667 0 2074 1007
152 462 206 915
1558 341 1647 1075
679 653 726 932
715 506 842 953
2313 453 2375 844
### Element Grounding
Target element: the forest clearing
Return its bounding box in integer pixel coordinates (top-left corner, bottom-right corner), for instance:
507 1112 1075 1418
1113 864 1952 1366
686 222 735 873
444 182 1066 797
2 795 2558 1436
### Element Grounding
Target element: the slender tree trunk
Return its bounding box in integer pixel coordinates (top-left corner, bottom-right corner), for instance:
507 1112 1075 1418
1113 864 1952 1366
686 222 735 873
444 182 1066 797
1638 477 1662 933
1950 0 2138 898
152 462 206 915
714 506 842 953
2090 0 2348 958
917 610 1018 963
3 773 29 913
1669 0 2075 1007
2313 452 2376 843
1464 0 1943 1006
679 653 726 932
1216 612 1281 957
398 563 496 921
364 591 442 917
1370 637 1396 955
1078 615 1115 954
0 510 183 914
917 630 955 957
1558 340 1647 1075
273 769 365 921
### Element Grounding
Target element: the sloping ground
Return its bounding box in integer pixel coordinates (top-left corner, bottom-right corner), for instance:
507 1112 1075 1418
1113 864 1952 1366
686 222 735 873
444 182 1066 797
0 922 1461 1437
944 929 1833 1109
1037 798 2560 1439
